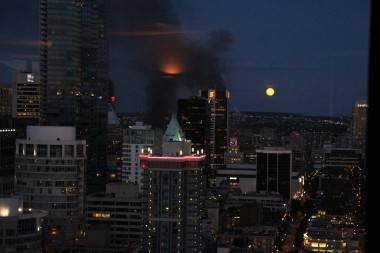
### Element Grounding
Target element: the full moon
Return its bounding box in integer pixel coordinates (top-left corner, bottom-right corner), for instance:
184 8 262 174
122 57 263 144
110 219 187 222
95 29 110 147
266 87 275 97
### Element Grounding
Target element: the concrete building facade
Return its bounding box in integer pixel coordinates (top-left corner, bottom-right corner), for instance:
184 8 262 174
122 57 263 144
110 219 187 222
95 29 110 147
122 122 159 191
15 126 86 246
86 183 143 251
141 116 205 253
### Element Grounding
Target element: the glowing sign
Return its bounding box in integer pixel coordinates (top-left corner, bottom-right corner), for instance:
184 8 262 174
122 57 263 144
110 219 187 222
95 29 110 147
229 138 238 148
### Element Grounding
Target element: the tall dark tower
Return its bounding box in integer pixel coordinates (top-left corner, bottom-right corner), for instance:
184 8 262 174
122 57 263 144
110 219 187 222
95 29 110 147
200 89 229 180
256 148 293 200
40 0 109 193
177 96 208 153
77 0 109 193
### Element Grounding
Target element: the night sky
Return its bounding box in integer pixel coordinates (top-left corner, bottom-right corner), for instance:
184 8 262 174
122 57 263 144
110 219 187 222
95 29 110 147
0 0 370 116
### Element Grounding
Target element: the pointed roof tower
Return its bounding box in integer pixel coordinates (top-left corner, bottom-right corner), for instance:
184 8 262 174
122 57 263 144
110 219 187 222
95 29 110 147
163 114 185 142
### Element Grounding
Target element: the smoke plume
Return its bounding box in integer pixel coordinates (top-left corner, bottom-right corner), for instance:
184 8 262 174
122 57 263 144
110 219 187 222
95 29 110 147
112 0 232 128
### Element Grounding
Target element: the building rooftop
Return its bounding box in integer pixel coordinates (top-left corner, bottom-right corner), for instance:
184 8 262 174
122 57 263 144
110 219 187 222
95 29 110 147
26 126 77 141
162 115 185 142
128 121 152 130
88 183 140 199
256 147 292 154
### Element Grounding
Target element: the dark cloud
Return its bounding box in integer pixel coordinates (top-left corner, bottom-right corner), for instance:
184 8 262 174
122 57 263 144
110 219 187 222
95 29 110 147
109 0 232 127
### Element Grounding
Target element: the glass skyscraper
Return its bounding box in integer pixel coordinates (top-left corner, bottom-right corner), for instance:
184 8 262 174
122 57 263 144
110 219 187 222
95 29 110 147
40 0 109 193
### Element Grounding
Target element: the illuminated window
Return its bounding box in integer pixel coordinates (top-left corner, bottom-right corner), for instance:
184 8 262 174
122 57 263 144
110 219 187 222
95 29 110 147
208 90 215 99
311 242 319 248
0 207 10 217
93 213 111 218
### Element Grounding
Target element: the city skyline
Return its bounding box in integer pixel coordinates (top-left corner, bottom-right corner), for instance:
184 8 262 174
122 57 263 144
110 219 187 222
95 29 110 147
0 1 369 252
0 0 370 116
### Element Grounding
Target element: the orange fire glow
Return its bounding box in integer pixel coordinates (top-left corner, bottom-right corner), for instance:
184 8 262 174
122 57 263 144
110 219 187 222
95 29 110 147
162 62 182 75
160 56 184 75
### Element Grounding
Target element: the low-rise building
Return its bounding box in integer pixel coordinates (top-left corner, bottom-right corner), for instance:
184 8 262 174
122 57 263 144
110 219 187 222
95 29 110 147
304 215 365 253
217 226 277 253
0 198 48 253
225 192 286 213
216 163 256 194
86 183 143 251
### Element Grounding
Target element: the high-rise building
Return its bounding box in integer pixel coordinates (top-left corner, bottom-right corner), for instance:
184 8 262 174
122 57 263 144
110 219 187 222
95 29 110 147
141 116 205 252
122 122 159 191
12 72 41 120
200 89 229 179
10 71 41 139
0 198 48 253
77 0 109 194
256 148 296 200
352 100 368 150
0 85 12 116
15 126 86 246
40 0 109 193
40 0 81 125
177 96 208 153
86 183 142 251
